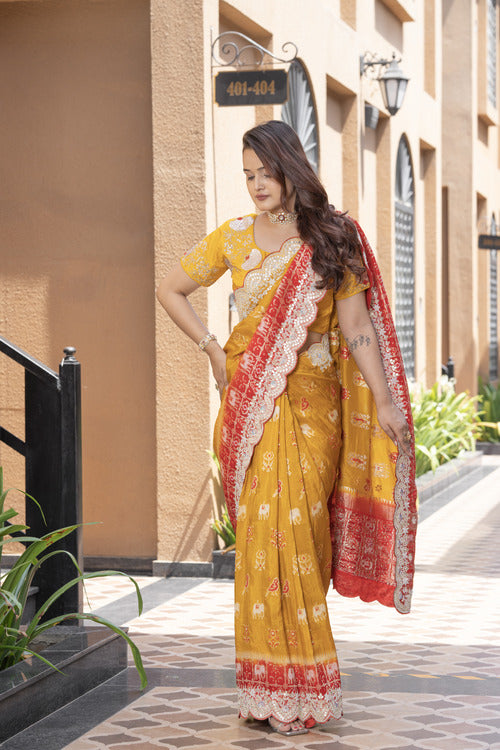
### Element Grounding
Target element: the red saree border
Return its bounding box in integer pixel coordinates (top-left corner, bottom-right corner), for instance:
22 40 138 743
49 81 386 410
217 222 417 615
354 220 418 613
332 569 396 608
335 490 397 522
218 243 326 530
236 657 342 723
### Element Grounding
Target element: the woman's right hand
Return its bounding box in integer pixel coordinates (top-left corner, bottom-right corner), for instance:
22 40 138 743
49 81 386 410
206 342 228 398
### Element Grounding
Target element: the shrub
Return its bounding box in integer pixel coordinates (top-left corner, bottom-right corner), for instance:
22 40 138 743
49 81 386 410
211 506 236 548
0 467 147 686
208 451 235 549
477 378 500 443
410 379 479 477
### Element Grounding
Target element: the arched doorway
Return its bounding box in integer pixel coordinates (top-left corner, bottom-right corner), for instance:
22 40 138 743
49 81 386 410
282 60 319 172
394 135 415 378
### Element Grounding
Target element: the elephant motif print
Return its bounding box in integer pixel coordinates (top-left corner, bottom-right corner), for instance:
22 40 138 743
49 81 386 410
258 503 270 520
297 607 308 625
252 602 265 619
312 603 327 622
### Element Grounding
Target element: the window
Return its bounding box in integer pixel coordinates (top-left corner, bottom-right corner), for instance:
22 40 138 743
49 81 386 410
394 136 416 378
490 216 498 380
282 61 319 172
487 0 497 107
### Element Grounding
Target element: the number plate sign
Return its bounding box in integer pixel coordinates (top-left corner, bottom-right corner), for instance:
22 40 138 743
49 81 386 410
215 70 288 106
479 234 500 250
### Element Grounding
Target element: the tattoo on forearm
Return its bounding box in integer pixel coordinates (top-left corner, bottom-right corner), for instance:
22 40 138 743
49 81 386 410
346 333 372 352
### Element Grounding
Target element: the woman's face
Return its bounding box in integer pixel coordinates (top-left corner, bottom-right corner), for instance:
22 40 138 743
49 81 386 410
242 148 295 213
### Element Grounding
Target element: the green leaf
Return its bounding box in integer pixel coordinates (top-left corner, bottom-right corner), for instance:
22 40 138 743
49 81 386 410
0 509 19 525
29 612 147 690
410 381 481 476
26 569 144 637
0 471 146 685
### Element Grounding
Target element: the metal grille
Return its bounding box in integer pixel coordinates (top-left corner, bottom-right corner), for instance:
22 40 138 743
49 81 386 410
490 249 498 380
282 61 319 172
395 203 416 378
394 137 415 379
488 0 497 107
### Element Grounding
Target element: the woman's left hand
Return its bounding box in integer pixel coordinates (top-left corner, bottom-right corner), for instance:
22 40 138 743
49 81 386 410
207 343 228 400
376 400 413 456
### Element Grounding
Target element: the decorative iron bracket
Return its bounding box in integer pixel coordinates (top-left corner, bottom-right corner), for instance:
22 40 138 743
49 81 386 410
360 51 402 79
211 31 297 68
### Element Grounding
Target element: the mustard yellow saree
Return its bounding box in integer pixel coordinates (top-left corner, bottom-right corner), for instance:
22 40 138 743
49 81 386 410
181 214 417 725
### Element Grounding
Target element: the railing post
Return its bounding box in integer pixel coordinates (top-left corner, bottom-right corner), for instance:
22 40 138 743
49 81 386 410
59 346 83 614
25 346 82 620
25 367 62 615
446 356 455 381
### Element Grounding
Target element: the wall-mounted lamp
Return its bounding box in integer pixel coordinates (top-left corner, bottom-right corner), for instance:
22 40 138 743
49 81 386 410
360 52 409 116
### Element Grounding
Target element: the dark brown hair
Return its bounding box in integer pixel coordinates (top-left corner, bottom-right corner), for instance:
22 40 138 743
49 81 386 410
242 120 366 291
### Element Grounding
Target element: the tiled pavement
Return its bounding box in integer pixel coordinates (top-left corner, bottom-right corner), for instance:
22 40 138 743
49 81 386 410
2 456 500 750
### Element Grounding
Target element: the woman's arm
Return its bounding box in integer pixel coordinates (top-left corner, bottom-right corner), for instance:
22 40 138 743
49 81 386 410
156 263 228 394
337 291 412 455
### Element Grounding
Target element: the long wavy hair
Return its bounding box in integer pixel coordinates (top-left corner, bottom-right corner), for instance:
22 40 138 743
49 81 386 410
242 120 366 291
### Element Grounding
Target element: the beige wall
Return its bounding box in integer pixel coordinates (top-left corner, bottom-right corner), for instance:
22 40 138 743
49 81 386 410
1 0 498 566
207 0 443 385
152 0 216 566
443 0 500 391
0 0 157 559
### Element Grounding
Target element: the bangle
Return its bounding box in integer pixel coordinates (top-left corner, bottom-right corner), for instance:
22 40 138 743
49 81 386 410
198 333 217 351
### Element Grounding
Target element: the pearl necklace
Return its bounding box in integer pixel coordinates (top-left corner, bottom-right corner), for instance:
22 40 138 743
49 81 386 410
267 210 298 225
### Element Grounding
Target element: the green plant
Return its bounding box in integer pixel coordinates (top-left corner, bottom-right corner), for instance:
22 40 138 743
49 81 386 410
207 451 236 550
477 378 500 443
211 506 236 548
0 467 147 687
410 379 480 477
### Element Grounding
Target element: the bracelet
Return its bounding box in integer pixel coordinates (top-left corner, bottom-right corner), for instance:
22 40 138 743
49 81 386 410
198 333 217 351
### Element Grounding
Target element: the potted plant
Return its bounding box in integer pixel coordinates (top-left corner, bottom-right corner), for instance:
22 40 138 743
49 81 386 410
0 467 146 684
208 452 235 578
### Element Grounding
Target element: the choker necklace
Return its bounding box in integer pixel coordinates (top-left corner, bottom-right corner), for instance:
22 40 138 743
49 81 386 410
267 210 298 225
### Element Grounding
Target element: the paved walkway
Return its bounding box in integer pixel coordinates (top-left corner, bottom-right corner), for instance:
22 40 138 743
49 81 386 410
2 456 500 750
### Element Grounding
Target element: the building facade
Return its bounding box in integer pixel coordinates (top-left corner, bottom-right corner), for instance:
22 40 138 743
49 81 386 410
0 0 498 569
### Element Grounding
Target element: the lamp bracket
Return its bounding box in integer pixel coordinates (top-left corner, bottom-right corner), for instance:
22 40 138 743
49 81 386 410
360 51 401 78
211 31 298 68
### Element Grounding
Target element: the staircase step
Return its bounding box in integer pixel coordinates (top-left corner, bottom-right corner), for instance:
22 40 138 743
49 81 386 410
0 625 127 742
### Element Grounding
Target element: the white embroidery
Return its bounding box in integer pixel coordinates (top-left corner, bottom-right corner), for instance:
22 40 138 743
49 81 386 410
357 225 417 614
238 684 342 723
232 250 326 512
230 216 255 231
241 248 263 271
305 333 333 371
234 238 302 321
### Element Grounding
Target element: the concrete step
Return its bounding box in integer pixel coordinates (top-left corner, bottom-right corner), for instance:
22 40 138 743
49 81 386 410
0 625 127 743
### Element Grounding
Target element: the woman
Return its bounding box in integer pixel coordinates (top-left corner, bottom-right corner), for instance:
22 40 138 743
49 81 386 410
157 120 417 736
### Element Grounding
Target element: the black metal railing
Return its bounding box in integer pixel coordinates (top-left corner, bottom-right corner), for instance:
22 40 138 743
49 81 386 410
441 356 455 381
0 336 82 619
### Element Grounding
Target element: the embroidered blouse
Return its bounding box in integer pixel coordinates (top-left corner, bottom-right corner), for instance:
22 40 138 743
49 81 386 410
181 214 370 328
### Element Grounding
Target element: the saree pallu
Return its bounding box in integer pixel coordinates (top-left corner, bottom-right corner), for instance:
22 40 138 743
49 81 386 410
214 225 417 724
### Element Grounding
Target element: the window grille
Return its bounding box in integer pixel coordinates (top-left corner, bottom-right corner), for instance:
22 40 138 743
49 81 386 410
490 248 498 380
282 61 319 172
394 137 416 379
487 0 497 107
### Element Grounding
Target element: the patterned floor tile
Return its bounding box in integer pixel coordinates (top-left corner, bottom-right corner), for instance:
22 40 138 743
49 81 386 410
7 457 500 750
